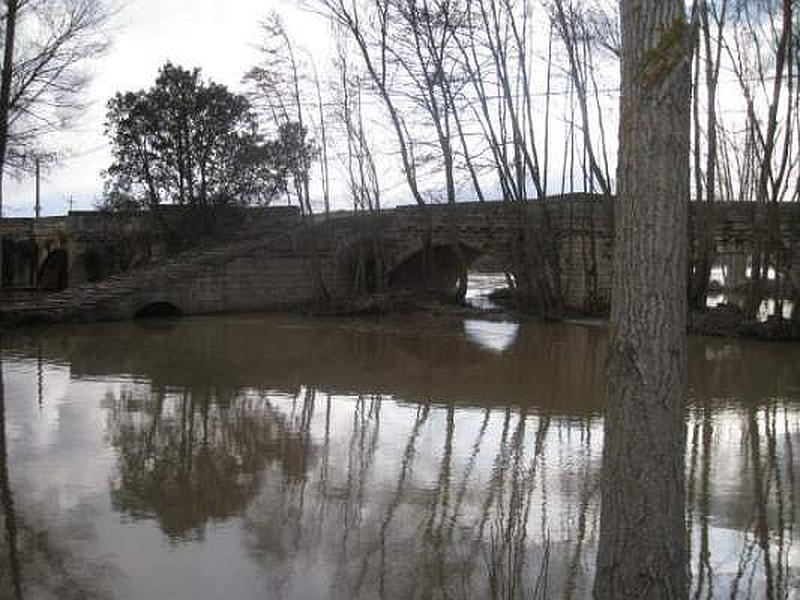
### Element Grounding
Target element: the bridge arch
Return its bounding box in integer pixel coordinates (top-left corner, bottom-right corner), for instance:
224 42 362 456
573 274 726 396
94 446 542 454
388 241 484 299
36 248 69 291
133 301 183 319
1 238 39 288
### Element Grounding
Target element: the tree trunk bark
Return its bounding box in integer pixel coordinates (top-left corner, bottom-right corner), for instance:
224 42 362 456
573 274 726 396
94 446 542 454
594 1 692 598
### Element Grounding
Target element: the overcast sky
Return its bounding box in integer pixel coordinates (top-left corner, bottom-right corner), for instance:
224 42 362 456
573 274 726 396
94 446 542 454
2 1 777 217
5 0 331 217
5 0 622 217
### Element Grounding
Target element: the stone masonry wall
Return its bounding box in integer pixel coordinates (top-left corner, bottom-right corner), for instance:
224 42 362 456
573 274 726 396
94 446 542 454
3 197 799 323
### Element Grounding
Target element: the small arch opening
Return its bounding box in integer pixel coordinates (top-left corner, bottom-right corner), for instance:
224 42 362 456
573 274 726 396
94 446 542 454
2 238 39 288
133 302 183 320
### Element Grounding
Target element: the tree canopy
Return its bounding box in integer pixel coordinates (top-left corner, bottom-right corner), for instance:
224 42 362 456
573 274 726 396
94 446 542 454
103 62 315 210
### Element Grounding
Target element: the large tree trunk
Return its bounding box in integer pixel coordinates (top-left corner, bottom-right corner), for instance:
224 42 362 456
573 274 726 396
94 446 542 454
594 1 693 598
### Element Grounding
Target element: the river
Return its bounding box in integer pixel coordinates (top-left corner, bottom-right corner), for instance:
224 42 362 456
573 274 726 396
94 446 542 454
0 302 798 598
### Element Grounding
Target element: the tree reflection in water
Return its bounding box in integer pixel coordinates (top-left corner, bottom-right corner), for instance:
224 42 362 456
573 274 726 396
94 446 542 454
1 319 799 598
685 400 799 600
106 385 318 541
0 356 118 599
237 395 797 599
236 396 601 599
0 358 22 599
90 330 800 598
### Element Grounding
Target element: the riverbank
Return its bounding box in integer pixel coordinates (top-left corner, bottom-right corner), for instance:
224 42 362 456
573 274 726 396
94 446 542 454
313 289 800 342
688 304 800 341
3 284 798 342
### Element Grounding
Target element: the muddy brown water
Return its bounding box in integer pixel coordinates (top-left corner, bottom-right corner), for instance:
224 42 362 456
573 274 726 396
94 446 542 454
0 305 798 598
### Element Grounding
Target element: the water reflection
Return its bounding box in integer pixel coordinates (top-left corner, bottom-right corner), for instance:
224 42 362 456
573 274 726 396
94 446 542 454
0 355 118 599
685 400 800 599
107 387 317 541
463 320 520 353
0 316 799 598
0 358 22 600
708 292 795 321
464 272 509 310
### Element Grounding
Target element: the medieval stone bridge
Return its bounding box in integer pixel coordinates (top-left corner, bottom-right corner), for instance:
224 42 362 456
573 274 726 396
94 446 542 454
1 195 799 325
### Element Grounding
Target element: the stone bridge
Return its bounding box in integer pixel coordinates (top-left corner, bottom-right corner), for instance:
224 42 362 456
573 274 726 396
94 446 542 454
1 195 799 325
0 205 301 293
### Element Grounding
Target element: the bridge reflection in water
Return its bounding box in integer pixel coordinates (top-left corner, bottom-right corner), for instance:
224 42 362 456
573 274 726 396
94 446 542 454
0 315 798 599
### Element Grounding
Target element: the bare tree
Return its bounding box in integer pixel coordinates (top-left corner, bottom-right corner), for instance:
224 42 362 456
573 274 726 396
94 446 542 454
308 0 429 206
245 12 324 216
689 0 728 310
459 0 548 202
550 0 612 196
0 0 19 217
719 0 797 318
594 0 693 597
386 1 464 204
311 62 332 215
0 0 111 214
334 34 382 213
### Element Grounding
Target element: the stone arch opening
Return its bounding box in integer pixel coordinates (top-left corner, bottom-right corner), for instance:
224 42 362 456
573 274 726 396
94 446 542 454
706 253 799 320
1 238 39 288
36 248 69 291
388 243 482 300
133 301 183 319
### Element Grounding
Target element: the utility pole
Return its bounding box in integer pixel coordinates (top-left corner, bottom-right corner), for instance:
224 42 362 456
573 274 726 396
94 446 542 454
34 156 40 218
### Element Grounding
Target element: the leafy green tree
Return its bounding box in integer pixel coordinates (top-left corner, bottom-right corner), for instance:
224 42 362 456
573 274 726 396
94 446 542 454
103 63 313 210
